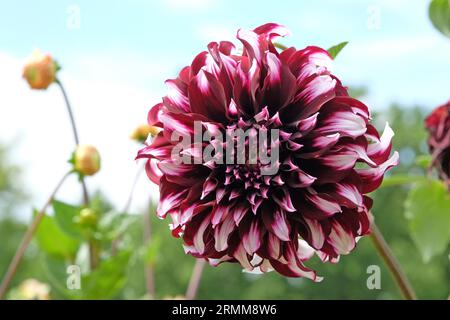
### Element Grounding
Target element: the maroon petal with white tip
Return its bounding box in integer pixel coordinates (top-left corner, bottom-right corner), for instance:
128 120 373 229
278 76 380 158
425 101 450 188
137 22 398 280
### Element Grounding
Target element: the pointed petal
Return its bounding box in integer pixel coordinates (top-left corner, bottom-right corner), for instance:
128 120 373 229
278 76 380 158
262 203 291 241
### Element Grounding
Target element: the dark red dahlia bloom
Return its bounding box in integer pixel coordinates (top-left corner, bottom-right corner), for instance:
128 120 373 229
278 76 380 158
425 100 450 187
137 23 398 280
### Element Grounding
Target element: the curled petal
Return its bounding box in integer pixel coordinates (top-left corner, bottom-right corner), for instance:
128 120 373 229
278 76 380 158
357 151 400 193
148 103 164 127
163 79 190 113
189 70 229 122
214 213 236 252
262 202 291 241
366 122 394 164
303 217 326 249
328 219 356 255
240 218 263 255
316 107 367 138
157 178 189 218
144 158 162 185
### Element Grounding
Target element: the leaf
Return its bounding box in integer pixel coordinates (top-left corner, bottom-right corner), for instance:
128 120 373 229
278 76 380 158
405 180 450 262
143 236 162 267
78 251 131 299
35 210 80 260
380 174 428 188
97 210 139 241
52 200 83 239
41 255 77 299
429 0 450 38
41 250 131 299
327 41 348 59
415 154 432 169
348 86 368 99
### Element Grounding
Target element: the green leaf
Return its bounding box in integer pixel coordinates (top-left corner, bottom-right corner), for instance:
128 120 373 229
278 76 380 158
429 0 450 38
41 250 131 299
405 180 450 262
415 154 432 169
273 42 288 51
78 251 131 299
52 200 83 239
348 86 368 99
97 210 139 241
35 210 80 260
143 236 161 267
41 255 77 299
327 41 348 59
380 174 428 188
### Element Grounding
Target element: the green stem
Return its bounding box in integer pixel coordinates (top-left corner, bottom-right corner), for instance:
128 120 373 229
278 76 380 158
111 163 145 256
55 78 98 269
186 259 206 300
55 78 89 206
370 222 417 300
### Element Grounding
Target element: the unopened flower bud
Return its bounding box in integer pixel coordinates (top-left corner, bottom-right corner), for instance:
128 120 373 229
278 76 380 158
73 144 101 176
22 49 59 90
130 124 160 143
74 208 98 226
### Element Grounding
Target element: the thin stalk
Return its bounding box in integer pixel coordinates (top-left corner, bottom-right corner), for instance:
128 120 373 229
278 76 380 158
111 163 145 256
0 171 72 300
122 162 145 214
55 78 89 206
56 78 96 269
370 222 417 300
185 259 206 300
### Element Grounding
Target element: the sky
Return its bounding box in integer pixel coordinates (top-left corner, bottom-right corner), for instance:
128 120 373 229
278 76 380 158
1 0 450 218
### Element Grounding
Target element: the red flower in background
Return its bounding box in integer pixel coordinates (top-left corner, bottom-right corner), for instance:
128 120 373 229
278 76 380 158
137 23 398 279
425 100 450 188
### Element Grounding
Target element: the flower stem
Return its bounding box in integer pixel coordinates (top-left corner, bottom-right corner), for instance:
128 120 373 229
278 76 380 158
55 78 89 206
185 259 206 300
122 162 145 214
111 163 145 256
55 79 97 269
370 222 417 300
0 171 72 300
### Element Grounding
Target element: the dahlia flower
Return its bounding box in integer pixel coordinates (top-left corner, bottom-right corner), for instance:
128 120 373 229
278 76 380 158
137 23 398 279
425 100 450 188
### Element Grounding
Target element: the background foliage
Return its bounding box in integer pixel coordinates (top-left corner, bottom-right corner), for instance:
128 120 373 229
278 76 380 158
1 102 448 300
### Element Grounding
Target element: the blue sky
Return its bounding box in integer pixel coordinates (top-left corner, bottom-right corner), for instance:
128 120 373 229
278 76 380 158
1 0 449 216
2 0 449 106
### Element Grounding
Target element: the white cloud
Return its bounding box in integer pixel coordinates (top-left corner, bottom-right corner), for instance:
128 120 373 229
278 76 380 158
347 34 441 59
